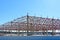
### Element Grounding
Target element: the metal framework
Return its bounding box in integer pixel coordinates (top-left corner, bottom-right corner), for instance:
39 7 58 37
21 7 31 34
0 15 60 36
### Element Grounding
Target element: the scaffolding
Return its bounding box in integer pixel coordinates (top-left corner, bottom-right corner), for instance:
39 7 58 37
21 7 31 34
0 14 60 36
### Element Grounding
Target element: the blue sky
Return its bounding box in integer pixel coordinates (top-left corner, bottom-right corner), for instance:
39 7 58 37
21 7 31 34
0 0 60 24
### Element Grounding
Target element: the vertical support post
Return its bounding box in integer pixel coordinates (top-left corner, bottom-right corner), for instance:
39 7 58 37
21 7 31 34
40 17 42 35
30 23 34 35
27 13 29 36
11 21 13 34
46 17 48 36
52 18 54 36
3 25 5 35
18 22 20 36
46 24 48 36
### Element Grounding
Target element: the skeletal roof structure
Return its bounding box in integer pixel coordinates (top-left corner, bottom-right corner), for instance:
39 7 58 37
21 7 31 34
0 15 60 30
